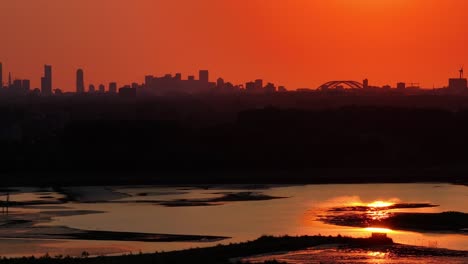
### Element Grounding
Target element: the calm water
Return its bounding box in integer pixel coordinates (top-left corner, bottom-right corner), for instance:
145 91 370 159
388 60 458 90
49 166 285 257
0 184 466 258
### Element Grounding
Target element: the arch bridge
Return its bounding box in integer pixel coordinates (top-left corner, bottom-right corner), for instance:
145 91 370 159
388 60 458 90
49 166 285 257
318 81 364 90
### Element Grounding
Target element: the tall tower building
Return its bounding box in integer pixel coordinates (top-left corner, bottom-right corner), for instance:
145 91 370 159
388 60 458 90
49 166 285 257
255 79 263 91
145 75 154 88
13 80 22 91
109 82 117 94
0 62 3 88
199 70 209 83
363 79 369 89
397 82 406 90
89 84 95 93
22 80 30 92
217 78 225 89
447 68 468 94
41 65 52 95
76 69 85 93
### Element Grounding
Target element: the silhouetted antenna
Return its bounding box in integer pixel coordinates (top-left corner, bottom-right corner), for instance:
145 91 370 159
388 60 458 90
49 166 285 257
460 66 464 79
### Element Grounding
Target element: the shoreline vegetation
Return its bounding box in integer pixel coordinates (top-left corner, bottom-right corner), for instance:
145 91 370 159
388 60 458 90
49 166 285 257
1 168 467 187
1 104 468 187
0 235 466 264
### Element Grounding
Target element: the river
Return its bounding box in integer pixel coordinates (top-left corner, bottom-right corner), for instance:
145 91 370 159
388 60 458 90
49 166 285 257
0 183 466 258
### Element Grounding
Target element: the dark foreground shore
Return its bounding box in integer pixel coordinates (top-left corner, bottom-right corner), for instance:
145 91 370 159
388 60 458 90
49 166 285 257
1 103 468 187
1 167 467 187
0 235 466 264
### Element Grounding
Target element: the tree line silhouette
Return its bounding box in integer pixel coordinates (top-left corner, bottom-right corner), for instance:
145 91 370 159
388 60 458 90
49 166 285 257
0 95 467 185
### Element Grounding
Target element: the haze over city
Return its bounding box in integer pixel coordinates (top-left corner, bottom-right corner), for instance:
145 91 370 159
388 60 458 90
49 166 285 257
2 0 468 90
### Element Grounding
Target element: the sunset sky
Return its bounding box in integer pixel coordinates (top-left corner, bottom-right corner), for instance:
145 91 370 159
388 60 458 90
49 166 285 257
1 0 468 90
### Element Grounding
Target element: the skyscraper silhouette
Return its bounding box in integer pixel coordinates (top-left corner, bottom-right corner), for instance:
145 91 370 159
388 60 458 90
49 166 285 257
363 79 369 89
255 79 263 91
22 80 30 92
109 82 117 94
199 70 209 83
76 69 85 94
41 65 52 95
397 82 406 90
99 84 105 93
13 80 22 92
217 78 225 89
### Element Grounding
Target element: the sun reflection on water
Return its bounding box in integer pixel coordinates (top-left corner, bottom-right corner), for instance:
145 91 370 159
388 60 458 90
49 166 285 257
367 201 395 208
367 207 392 222
364 227 393 234
363 200 396 223
367 251 388 258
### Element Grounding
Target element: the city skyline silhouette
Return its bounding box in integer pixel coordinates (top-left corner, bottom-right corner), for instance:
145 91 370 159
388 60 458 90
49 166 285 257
0 1 467 262
2 1 468 90
2 61 468 96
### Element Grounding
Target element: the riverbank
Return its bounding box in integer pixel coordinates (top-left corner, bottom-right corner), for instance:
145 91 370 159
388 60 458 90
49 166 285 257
0 209 228 243
0 184 466 258
0 235 466 264
1 167 467 187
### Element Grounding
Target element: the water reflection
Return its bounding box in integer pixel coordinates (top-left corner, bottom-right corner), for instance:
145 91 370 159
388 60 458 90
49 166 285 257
369 201 394 207
367 251 388 258
366 201 394 223
364 227 394 234
0 184 466 258
243 247 468 264
316 197 465 237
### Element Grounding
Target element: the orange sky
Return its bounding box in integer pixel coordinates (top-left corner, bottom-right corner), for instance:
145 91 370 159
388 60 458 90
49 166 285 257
1 0 468 90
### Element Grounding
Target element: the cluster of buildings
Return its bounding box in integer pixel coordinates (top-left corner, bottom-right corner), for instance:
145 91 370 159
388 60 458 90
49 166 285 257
0 62 33 96
75 68 118 95
140 70 216 96
0 63 122 97
140 70 286 96
309 68 468 95
0 62 285 97
0 63 53 96
245 79 287 94
2 62 468 97
0 63 62 96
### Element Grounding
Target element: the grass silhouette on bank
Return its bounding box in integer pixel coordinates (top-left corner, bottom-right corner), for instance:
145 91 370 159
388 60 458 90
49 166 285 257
1 234 467 264
0 235 393 264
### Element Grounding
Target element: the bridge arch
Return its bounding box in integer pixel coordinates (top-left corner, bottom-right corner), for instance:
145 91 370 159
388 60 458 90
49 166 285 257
318 81 364 91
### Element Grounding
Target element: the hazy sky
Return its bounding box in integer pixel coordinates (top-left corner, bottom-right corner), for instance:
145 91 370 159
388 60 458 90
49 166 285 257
1 0 468 90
